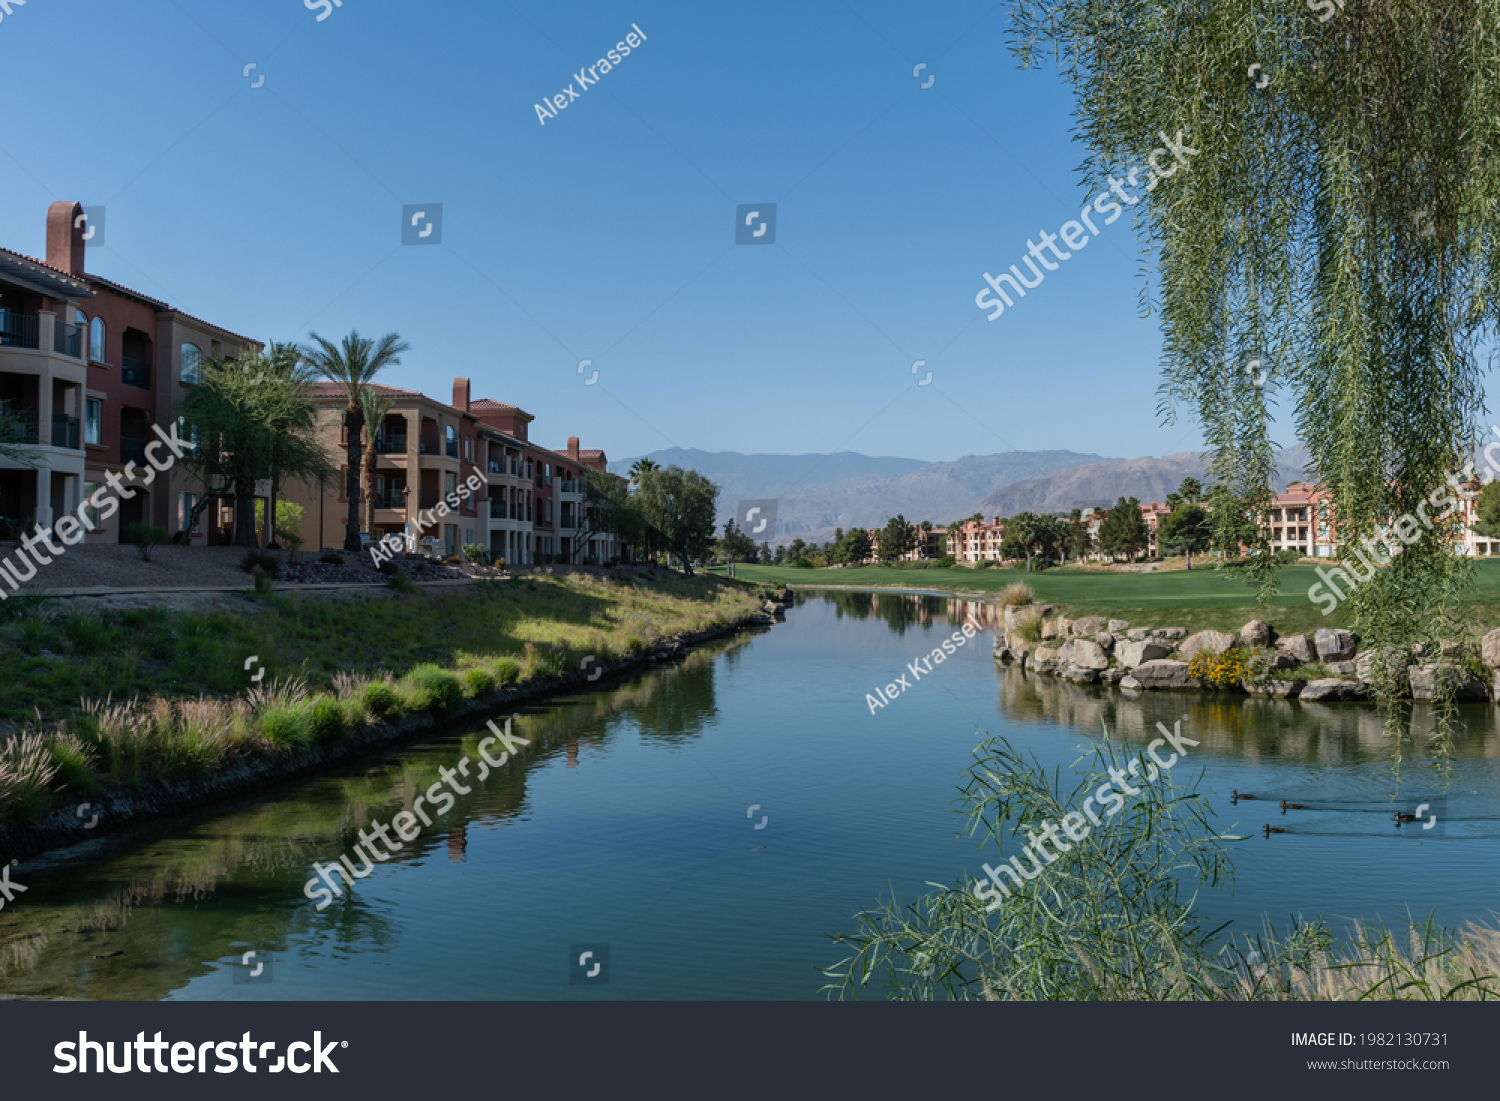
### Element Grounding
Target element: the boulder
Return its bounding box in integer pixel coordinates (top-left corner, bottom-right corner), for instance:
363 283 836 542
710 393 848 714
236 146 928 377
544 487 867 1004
1326 661 1357 678
1108 620 1131 634
1072 616 1106 638
1482 629 1500 669
993 645 1014 663
1355 647 1408 684
1132 660 1194 689
1239 620 1273 648
1409 664 1489 701
1119 675 1143 691
1152 628 1188 641
1069 638 1110 671
1299 678 1368 702
1314 628 1357 662
1056 616 1074 637
1094 631 1116 652
1101 667 1125 685
1063 666 1101 684
1117 640 1172 669
1030 645 1065 673
1276 634 1315 665
1003 604 1027 634
1126 629 1150 641
1179 630 1237 658
1040 618 1061 641
1245 679 1305 699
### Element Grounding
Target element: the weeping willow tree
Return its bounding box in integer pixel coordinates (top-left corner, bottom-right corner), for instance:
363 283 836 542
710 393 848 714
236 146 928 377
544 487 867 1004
1011 0 1500 716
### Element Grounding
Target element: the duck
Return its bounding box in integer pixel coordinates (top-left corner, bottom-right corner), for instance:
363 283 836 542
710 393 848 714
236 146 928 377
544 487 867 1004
1280 800 1307 812
1393 812 1418 823
1232 789 1256 801
1264 824 1285 835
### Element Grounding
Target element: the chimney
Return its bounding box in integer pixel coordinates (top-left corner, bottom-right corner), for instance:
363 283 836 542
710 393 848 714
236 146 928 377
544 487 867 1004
567 436 579 460
452 377 470 411
46 201 86 276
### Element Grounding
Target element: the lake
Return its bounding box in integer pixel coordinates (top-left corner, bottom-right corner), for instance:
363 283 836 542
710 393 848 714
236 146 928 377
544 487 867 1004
2 590 1496 1000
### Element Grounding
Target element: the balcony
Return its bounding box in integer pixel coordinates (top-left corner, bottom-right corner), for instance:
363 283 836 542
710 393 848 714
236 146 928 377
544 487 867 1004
490 503 506 519
0 409 39 444
418 437 439 456
121 357 151 389
560 479 579 494
0 314 39 350
419 490 439 509
54 321 81 359
445 438 458 459
376 434 408 455
51 414 80 450
372 492 407 510
487 460 502 474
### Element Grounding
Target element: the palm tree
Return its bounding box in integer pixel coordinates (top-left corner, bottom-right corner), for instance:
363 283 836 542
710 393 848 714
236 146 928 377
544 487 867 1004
301 330 410 551
359 387 398 539
629 457 659 486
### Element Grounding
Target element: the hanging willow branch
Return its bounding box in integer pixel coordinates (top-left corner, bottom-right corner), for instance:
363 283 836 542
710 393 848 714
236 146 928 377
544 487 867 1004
1010 0 1500 719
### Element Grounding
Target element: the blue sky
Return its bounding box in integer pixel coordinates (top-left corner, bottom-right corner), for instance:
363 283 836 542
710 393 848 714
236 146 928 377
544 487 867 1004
2 0 1274 465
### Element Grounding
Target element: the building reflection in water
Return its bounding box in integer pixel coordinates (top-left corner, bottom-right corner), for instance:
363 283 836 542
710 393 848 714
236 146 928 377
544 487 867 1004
566 740 579 769
448 822 467 863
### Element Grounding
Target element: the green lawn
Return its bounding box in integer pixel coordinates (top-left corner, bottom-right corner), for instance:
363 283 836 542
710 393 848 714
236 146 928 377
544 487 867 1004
720 560 1500 637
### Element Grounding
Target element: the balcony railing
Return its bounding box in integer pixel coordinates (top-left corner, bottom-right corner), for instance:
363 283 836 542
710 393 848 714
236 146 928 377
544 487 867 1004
376 434 408 454
51 414 80 450
419 437 439 455
120 435 149 465
490 503 506 519
560 479 579 494
487 461 502 474
121 356 151 389
53 321 82 359
0 409 39 444
445 439 458 458
0 313 40 350
372 493 406 510
419 490 439 509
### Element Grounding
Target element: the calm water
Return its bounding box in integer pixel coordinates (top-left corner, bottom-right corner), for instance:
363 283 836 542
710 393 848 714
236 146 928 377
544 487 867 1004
3 590 1498 1000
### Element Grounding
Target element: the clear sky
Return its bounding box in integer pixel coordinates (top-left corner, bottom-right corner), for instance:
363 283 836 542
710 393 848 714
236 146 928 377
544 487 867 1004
2 0 1300 465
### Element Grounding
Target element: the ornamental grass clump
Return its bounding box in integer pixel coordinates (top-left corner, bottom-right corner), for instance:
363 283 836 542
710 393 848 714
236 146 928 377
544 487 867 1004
401 664 463 713
998 583 1036 607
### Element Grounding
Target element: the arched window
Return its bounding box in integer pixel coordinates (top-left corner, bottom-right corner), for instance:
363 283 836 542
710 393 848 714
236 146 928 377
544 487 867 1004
90 317 106 362
181 343 201 385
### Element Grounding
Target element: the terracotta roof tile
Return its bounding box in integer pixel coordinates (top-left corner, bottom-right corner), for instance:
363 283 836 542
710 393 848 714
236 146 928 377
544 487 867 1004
308 382 426 399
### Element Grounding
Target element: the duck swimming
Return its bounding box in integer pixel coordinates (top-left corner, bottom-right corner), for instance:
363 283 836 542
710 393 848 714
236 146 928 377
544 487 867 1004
1280 800 1306 812
1393 812 1418 823
1232 790 1256 800
1264 824 1285 835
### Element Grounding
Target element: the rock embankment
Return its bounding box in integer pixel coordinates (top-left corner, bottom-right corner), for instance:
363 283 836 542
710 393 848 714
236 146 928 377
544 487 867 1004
993 603 1500 702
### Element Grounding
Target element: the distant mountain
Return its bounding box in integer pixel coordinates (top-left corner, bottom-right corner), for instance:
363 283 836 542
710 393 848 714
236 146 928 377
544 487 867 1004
974 447 1312 516
612 448 1114 544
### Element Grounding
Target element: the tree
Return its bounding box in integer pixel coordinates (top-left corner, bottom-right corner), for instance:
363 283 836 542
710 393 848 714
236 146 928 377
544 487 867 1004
1476 480 1500 539
358 386 398 539
633 465 718 574
1099 498 1149 563
759 541 772 564
841 527 872 564
301 330 410 552
773 544 786 565
570 470 640 563
787 537 807 563
1158 503 1213 569
1006 512 1043 571
877 515 916 562
629 457 659 486
1012 0 1497 710
716 518 758 565
177 353 334 547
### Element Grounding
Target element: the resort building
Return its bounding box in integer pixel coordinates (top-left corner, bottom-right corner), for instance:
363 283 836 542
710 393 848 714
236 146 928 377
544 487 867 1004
953 516 1005 564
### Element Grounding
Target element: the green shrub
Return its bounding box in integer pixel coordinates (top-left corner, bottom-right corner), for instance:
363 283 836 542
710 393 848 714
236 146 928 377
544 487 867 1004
47 734 97 795
125 522 170 562
17 618 61 655
252 569 274 596
936 555 957 568
462 543 487 565
402 664 463 712
259 703 314 753
624 636 645 654
241 550 280 578
364 680 402 719
320 552 345 566
388 571 420 594
462 667 498 697
309 696 349 745
492 657 521 685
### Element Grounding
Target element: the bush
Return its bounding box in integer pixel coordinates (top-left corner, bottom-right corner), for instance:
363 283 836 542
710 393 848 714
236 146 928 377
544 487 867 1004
363 680 402 719
492 657 522 685
999 582 1037 607
388 571 420 594
402 664 463 712
462 543 487 565
241 550 280 578
793 558 815 568
309 696 349 745
125 522 170 562
259 703 314 753
936 555 957 568
462 667 498 696
1015 607 1045 644
1188 648 1249 688
320 552 345 566
47 733 98 796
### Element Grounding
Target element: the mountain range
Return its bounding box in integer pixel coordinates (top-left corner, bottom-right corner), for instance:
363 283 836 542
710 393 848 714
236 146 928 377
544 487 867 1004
610 445 1313 546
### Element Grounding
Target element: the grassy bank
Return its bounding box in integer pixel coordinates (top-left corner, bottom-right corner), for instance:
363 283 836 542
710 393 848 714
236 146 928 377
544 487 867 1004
727 560 1500 637
0 568 768 833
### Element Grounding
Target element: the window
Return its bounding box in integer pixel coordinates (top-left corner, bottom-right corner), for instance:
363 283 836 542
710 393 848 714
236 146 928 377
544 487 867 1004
178 492 200 535
444 526 457 554
89 317 106 362
445 473 457 500
464 437 472 461
181 344 202 385
85 399 103 445
81 483 101 529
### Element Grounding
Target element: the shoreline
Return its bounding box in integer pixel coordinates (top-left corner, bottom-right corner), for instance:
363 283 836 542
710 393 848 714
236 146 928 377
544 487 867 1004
4 607 784 865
